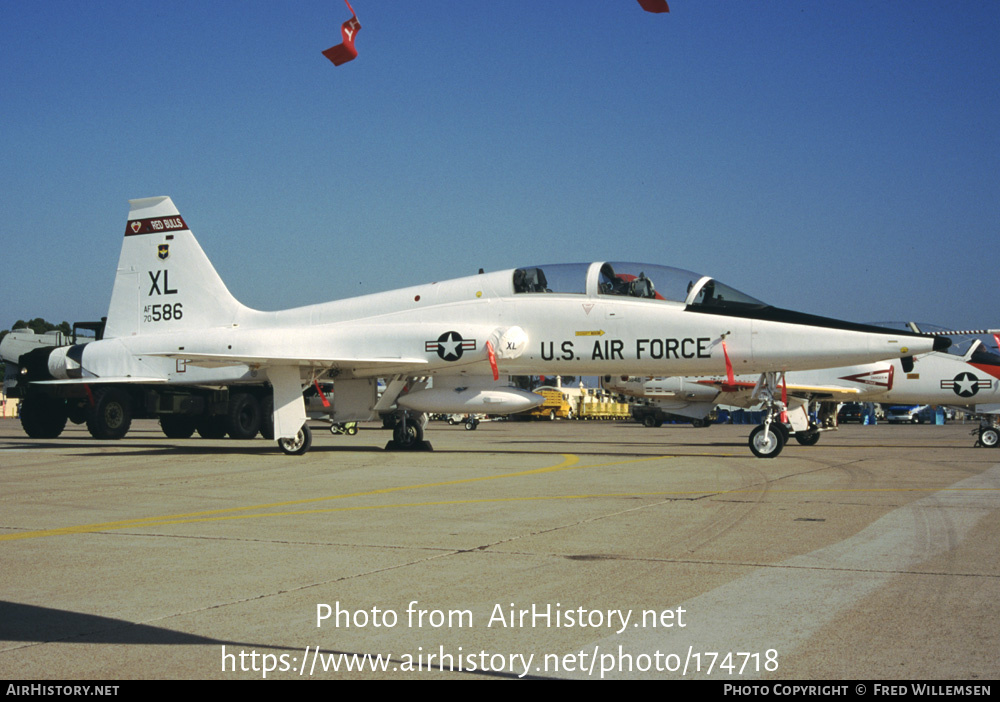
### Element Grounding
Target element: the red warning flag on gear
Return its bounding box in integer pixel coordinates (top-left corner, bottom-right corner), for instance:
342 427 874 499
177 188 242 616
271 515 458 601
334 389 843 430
637 0 670 12
322 0 361 66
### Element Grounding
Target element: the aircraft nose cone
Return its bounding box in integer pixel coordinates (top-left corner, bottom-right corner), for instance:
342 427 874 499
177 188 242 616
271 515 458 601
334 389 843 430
933 336 951 351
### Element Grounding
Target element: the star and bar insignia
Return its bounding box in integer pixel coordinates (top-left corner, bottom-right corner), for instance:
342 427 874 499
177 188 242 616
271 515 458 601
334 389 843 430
425 331 476 361
940 371 992 398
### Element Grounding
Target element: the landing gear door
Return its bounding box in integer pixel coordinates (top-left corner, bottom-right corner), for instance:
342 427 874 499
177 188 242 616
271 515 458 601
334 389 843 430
269 365 306 439
331 378 379 423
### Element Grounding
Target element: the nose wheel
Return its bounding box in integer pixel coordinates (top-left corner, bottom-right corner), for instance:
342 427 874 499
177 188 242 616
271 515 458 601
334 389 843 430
747 371 791 458
749 423 784 458
978 426 999 448
794 429 821 446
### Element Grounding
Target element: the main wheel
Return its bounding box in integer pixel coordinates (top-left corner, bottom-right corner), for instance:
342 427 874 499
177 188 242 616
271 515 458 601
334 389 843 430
642 415 656 428
19 395 68 439
979 427 999 448
278 424 312 455
749 424 784 458
226 392 261 440
86 388 132 440
393 420 424 448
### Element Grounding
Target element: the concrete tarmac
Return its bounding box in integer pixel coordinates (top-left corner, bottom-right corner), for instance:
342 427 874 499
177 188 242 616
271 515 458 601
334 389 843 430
1 418 997 680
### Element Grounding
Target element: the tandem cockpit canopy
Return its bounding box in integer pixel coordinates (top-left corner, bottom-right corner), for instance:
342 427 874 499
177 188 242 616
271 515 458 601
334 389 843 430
511 262 768 310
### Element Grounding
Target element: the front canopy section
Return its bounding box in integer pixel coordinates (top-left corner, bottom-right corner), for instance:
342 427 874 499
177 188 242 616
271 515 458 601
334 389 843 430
684 275 767 311
510 262 767 309
596 262 706 304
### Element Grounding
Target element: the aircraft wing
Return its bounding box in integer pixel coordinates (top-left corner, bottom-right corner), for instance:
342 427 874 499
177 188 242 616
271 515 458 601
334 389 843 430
144 352 430 440
696 379 863 401
946 402 1000 416
33 377 168 385
773 383 863 400
145 351 430 374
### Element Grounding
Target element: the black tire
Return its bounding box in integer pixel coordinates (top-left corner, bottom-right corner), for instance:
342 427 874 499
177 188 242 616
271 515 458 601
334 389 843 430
260 395 274 440
226 392 261 440
642 415 657 428
66 401 87 425
20 395 68 439
159 415 197 439
278 424 312 455
794 431 821 446
980 427 999 448
776 422 791 442
346 424 358 436
749 424 784 458
86 387 132 440
464 419 478 431
393 420 424 448
196 415 228 439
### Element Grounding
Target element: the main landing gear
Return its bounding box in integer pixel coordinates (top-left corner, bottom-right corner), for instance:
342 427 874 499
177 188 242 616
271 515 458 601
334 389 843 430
278 424 312 455
387 411 431 451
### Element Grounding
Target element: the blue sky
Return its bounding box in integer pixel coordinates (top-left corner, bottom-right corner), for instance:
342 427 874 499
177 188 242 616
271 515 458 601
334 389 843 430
2 1 998 330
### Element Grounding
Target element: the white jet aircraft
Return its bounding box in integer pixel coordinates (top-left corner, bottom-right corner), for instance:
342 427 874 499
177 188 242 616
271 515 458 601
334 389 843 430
604 328 1000 455
1 197 951 456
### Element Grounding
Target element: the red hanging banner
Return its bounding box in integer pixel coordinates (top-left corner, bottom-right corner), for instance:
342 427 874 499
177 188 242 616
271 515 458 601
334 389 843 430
322 0 362 66
637 0 670 13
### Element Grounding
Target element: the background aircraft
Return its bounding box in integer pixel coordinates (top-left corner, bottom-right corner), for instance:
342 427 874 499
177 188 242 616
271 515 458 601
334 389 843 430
1 197 948 457
604 326 1000 454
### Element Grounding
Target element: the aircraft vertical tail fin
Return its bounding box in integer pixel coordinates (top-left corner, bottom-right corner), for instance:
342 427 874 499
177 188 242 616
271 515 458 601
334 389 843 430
104 197 248 338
